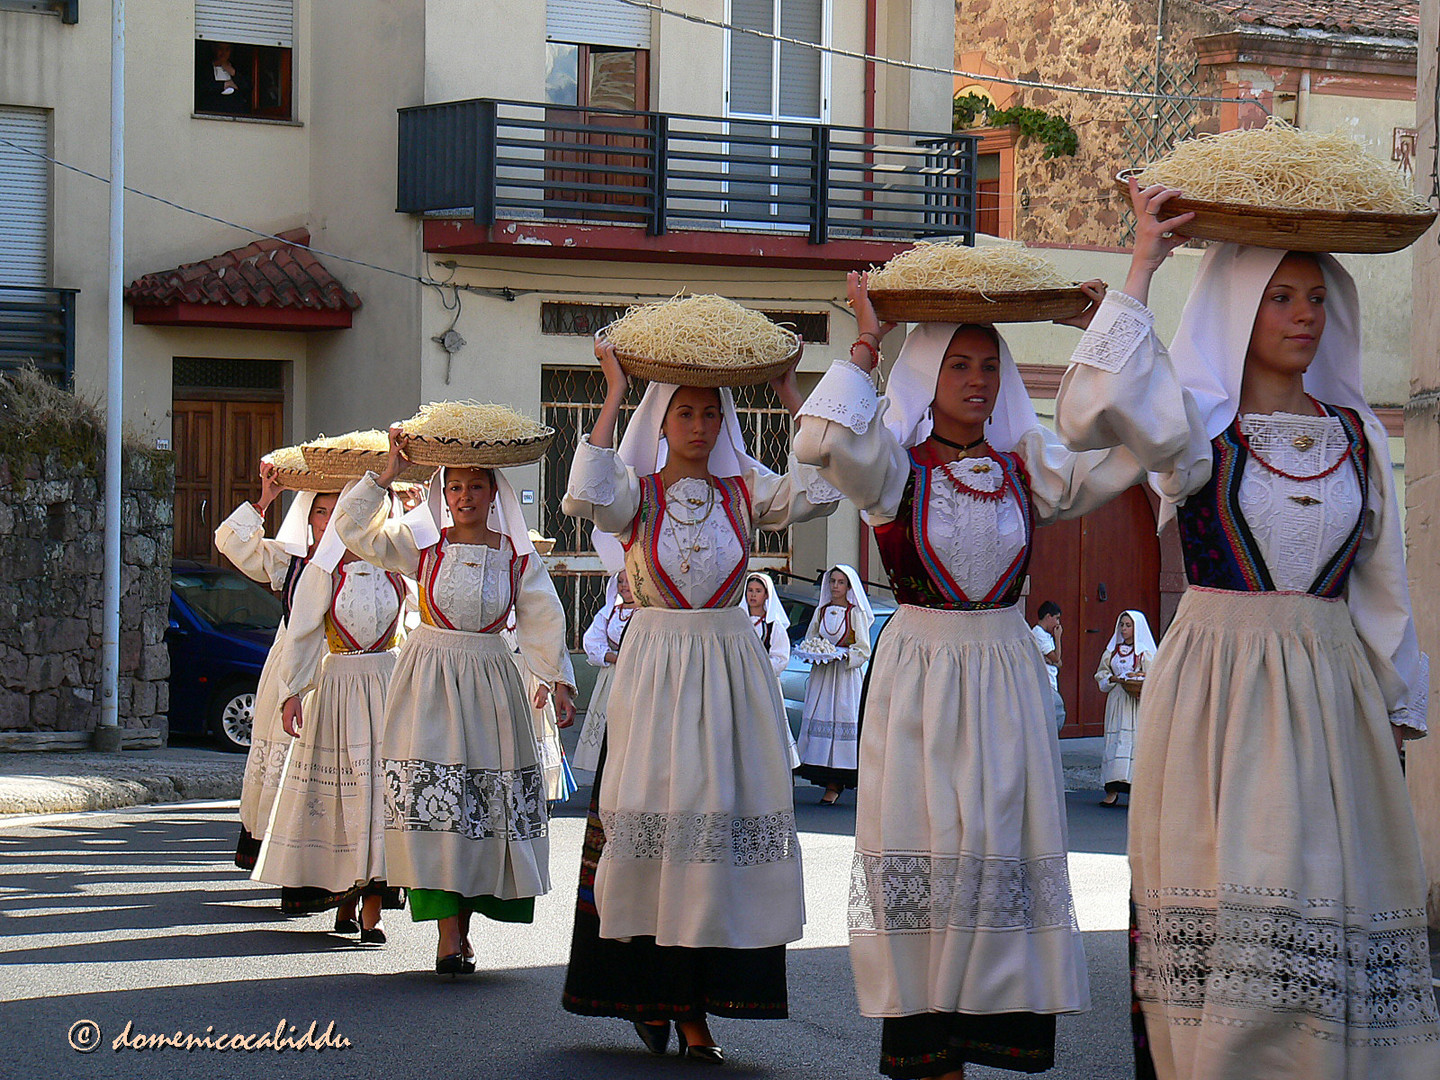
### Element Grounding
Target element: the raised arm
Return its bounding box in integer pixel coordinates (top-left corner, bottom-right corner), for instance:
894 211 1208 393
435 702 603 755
334 476 423 578
214 463 291 588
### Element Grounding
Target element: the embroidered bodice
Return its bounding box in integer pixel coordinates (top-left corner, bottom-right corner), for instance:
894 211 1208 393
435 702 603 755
623 474 753 609
874 451 1034 609
1177 404 1368 597
418 533 526 632
1107 645 1145 679
604 606 634 652
815 603 856 646
326 560 406 654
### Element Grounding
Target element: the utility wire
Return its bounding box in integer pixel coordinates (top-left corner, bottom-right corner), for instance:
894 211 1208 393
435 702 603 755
610 0 1266 109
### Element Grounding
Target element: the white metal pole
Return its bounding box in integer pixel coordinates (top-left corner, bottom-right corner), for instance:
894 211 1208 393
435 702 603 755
97 0 125 749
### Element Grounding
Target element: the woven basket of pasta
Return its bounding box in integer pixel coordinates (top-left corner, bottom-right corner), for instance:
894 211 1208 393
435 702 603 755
301 429 436 482
262 445 349 493
599 294 801 387
397 401 554 468
865 241 1090 324
1117 119 1436 253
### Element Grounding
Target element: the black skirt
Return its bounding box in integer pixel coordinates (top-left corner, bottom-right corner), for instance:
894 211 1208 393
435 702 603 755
279 882 406 917
794 763 859 790
880 1012 1056 1076
561 742 788 1021
234 826 261 870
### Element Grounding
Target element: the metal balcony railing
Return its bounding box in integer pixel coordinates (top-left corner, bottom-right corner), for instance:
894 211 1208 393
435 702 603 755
0 286 78 388
398 98 976 244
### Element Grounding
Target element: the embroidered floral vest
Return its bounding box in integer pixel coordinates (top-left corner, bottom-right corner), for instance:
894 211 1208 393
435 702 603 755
1176 403 1368 598
873 450 1034 610
622 473 754 610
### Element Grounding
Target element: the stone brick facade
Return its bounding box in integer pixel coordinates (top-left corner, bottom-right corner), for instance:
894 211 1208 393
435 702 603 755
956 0 1230 248
0 449 175 749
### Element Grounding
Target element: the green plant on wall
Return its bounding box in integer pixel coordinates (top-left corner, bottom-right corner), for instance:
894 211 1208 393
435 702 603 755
953 93 1079 159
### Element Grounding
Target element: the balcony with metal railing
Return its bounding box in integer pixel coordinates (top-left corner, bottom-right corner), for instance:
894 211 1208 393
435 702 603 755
0 286 78 388
398 98 976 268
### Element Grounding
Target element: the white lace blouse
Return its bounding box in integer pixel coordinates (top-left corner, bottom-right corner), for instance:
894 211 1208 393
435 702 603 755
562 437 837 609
583 603 634 667
1236 411 1363 593
277 558 406 700
335 475 576 691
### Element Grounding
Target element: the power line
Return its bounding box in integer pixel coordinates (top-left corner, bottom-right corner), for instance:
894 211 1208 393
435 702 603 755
610 0 1266 110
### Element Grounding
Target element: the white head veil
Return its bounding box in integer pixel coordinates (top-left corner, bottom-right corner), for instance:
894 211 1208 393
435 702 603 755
398 466 536 557
593 381 761 568
741 571 790 631
884 322 1043 453
1104 609 1158 660
811 564 875 635
1167 244 1371 439
309 480 359 573
274 490 320 558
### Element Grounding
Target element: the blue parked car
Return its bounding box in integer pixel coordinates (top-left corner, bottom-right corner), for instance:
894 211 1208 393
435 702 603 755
166 559 283 751
771 581 895 738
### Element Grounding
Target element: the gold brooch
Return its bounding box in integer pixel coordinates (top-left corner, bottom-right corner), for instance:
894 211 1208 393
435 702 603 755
1288 494 1322 506
1292 435 1315 451
969 462 992 473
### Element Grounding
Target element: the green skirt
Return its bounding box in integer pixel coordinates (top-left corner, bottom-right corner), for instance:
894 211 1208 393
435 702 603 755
408 887 534 924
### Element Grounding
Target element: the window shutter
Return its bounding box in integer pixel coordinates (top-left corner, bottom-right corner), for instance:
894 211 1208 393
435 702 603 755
0 108 50 287
546 0 651 49
777 0 822 119
728 0 774 117
195 0 294 48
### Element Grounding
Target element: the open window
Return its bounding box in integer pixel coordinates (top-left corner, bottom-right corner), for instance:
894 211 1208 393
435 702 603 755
194 1 294 120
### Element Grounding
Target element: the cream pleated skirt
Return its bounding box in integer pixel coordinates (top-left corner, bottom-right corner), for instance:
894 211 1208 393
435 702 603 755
796 658 863 770
1131 588 1440 1080
595 605 804 949
849 603 1089 1018
1100 686 1139 788
238 620 291 837
380 623 548 901
253 648 394 892
571 664 614 773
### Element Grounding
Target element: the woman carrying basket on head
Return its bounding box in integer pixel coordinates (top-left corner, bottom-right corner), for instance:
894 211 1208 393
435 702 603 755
333 420 576 977
560 302 837 1063
1055 178 1440 1080
794 259 1202 1078
252 477 410 938
214 457 325 877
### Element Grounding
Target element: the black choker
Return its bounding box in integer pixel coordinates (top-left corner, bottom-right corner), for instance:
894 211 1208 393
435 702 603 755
930 432 987 452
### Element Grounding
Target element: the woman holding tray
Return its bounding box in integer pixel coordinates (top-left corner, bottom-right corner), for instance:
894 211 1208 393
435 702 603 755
794 565 872 805
794 256 1202 1078
333 424 576 977
560 303 836 1063
1056 180 1440 1079
1092 610 1155 807
253 479 409 936
214 457 331 876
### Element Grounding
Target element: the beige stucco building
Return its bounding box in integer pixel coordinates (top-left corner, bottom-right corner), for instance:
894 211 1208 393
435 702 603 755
0 0 964 646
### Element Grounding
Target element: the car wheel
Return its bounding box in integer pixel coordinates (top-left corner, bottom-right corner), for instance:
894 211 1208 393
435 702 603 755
208 681 256 752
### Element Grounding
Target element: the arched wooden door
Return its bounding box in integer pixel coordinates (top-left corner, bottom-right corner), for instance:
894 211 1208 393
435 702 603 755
1025 485 1161 737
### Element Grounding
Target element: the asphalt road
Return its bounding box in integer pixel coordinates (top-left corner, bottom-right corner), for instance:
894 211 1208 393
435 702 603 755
0 788 1133 1080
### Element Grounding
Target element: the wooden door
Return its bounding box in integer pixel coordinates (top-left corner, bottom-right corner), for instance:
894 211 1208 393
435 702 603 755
544 46 650 221
172 397 282 564
1026 485 1160 737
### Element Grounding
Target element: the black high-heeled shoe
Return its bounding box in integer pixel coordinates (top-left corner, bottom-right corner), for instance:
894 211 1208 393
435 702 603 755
435 953 473 976
334 914 360 935
676 1027 725 1065
632 1020 671 1056
359 926 387 945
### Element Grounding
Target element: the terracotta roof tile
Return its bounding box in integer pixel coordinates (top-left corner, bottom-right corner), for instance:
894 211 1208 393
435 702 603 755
125 228 363 312
1195 0 1418 39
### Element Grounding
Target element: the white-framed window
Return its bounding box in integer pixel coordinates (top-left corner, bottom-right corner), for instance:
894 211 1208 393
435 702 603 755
722 0 831 227
194 0 295 119
0 106 50 287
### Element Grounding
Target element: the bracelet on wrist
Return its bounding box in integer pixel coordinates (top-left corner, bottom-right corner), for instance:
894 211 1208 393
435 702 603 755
850 338 880 366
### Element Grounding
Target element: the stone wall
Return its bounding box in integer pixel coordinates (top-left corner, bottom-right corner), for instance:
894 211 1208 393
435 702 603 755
956 0 1228 247
0 448 175 750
